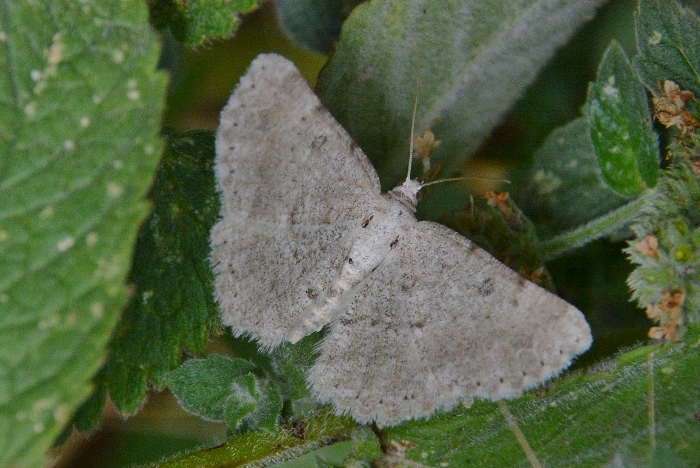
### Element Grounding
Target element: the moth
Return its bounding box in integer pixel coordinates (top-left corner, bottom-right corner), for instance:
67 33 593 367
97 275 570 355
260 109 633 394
210 53 591 427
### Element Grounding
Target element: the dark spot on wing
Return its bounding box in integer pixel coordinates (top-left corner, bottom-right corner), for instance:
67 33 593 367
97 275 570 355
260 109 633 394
390 236 400 249
347 257 354 265
477 277 494 296
340 316 356 326
362 215 374 228
312 135 326 148
306 288 318 299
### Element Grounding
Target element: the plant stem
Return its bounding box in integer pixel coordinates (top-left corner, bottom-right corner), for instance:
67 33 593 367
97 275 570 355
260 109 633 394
538 191 654 261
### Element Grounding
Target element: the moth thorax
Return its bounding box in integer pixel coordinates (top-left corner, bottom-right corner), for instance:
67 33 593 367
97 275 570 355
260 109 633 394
388 179 421 211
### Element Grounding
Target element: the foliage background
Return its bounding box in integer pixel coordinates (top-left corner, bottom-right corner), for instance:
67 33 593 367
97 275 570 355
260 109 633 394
61 2 642 464
2 0 697 466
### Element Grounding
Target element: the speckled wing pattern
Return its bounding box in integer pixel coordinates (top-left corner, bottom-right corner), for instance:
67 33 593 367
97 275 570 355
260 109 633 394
211 53 591 427
310 221 591 426
210 54 382 347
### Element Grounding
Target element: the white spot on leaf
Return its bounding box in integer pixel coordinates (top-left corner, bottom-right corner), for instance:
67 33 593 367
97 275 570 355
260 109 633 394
47 39 63 66
40 206 54 218
649 31 662 45
107 182 124 197
53 404 69 424
24 102 37 116
112 49 125 64
96 256 121 280
57 236 75 252
91 301 104 318
80 117 91 128
38 314 59 329
603 77 618 97
86 232 98 246
64 140 75 151
142 290 153 304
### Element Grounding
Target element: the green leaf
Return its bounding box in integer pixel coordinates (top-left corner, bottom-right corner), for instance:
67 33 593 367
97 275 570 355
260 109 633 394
274 0 350 55
150 410 357 467
167 354 282 432
0 0 166 466
271 442 353 468
317 0 609 194
148 326 700 466
168 355 257 422
383 325 700 467
347 426 381 462
519 117 629 234
149 0 260 46
634 0 700 95
586 41 659 196
71 130 222 430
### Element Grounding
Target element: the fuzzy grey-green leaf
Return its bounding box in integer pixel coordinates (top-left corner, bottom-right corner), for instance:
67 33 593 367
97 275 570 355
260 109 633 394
520 117 629 233
168 354 282 433
634 0 700 95
274 0 349 54
586 41 659 196
168 355 258 422
317 0 609 193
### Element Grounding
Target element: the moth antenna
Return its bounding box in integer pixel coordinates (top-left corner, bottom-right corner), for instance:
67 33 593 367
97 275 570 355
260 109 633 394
406 86 419 182
421 175 511 188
